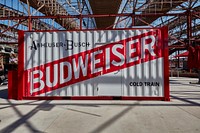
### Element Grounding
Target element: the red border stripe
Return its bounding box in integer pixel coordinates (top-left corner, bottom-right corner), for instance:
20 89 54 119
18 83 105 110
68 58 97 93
163 26 170 101
18 30 24 100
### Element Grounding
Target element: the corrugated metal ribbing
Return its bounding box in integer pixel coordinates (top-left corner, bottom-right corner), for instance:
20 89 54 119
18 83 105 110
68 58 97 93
122 59 164 96
23 29 165 97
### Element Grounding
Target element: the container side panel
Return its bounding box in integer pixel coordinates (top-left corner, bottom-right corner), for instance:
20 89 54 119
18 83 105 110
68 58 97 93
22 28 168 98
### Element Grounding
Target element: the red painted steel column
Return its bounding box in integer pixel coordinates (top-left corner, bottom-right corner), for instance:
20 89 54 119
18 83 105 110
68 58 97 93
187 10 192 46
18 30 25 100
28 16 32 30
163 26 170 101
132 13 135 26
80 15 82 30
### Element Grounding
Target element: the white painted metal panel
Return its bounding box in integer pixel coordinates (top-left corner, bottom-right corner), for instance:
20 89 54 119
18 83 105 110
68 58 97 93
122 58 164 96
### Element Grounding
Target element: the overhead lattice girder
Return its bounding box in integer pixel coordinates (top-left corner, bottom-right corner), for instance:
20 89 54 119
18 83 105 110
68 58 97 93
19 0 77 29
134 0 188 26
166 6 200 31
88 0 122 28
0 5 55 30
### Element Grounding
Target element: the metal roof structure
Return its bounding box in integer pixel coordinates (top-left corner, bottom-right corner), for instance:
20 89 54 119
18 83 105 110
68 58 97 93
133 0 188 26
88 0 122 28
0 0 200 55
19 0 77 29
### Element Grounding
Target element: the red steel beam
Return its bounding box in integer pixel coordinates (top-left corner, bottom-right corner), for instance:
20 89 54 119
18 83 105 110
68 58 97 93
168 45 186 49
0 12 196 20
187 10 192 46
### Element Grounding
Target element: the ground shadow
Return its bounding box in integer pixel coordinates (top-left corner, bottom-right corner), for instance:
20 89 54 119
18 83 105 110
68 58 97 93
0 91 199 132
0 86 8 99
0 100 53 133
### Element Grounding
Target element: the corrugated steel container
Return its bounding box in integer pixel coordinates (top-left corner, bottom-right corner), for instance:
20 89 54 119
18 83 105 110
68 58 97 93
17 27 169 100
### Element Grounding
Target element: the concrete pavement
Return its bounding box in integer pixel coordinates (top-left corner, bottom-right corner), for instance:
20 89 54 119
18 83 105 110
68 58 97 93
0 77 200 133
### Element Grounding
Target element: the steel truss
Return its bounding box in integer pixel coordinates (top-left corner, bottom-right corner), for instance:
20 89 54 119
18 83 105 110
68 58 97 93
0 0 199 55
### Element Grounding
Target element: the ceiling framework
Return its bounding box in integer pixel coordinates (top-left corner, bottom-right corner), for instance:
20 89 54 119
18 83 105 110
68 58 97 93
0 0 199 56
0 3 58 43
134 0 188 26
116 0 200 55
0 24 18 44
88 0 122 29
19 0 77 30
56 0 96 29
0 3 57 30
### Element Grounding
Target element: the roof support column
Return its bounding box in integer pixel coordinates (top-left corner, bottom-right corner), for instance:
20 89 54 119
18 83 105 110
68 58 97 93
28 16 32 31
26 0 32 30
132 13 135 27
187 10 192 46
80 15 82 30
132 0 137 27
